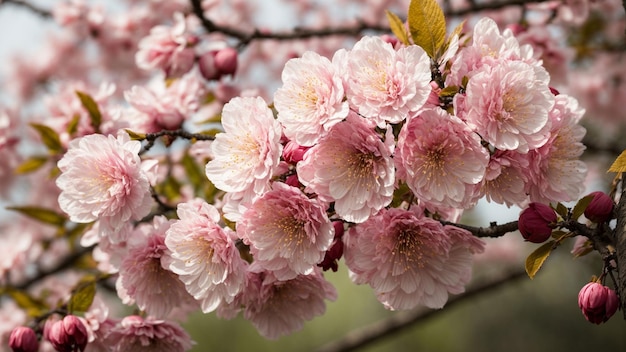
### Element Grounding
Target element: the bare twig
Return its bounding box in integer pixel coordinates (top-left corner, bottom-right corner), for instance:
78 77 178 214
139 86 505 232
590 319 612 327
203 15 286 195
315 269 527 352
0 0 51 17
441 220 519 238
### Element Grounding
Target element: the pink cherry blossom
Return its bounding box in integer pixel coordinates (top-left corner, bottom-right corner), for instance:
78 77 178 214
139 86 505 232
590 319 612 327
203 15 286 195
344 208 481 310
107 315 193 352
56 132 158 237
238 182 334 280
224 263 337 340
116 216 198 319
135 12 197 78
205 96 283 194
297 113 395 223
525 94 587 203
344 36 432 127
395 108 489 209
274 51 349 146
164 198 247 313
480 150 529 207
461 60 554 152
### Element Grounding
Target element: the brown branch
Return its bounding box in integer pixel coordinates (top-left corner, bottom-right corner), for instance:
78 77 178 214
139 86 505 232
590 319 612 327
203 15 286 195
0 0 51 17
140 129 215 154
315 269 527 352
441 220 519 238
613 177 626 318
446 0 554 17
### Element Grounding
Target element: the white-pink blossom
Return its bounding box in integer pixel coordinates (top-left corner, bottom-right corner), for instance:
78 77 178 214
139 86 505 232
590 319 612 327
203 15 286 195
116 216 197 319
395 108 489 209
56 132 158 236
135 12 197 78
344 36 432 127
297 113 395 223
525 94 587 203
274 51 349 146
462 60 554 152
480 150 530 207
205 96 283 194
164 198 247 313
225 263 337 340
344 208 483 310
107 315 194 352
238 182 334 280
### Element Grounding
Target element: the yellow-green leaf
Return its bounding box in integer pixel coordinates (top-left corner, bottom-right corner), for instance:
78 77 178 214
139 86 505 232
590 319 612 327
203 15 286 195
553 202 569 220
408 0 446 59
181 152 205 193
6 288 48 317
68 280 96 313
67 113 80 136
442 19 466 55
386 10 411 46
7 205 67 226
30 123 63 154
439 85 459 98
571 193 595 221
124 129 147 141
15 156 48 174
608 150 626 173
76 90 102 132
525 240 556 279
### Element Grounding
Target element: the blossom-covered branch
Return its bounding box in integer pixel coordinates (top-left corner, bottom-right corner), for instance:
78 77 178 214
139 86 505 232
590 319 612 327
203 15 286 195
316 269 527 352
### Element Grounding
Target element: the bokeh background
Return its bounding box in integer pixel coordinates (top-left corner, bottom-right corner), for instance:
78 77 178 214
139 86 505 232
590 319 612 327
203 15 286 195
1 1 625 351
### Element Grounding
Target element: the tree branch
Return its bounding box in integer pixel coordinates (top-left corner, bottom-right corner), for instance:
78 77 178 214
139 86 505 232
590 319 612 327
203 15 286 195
613 177 626 317
315 269 527 352
0 0 51 18
441 220 519 238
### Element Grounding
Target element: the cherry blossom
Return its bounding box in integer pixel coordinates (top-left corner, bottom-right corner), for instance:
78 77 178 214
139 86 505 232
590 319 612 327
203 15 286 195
106 315 194 352
164 198 248 313
297 112 395 223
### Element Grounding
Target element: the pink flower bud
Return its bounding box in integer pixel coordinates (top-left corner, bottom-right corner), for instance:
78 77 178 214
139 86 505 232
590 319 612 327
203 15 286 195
318 222 345 272
45 315 89 352
284 174 300 188
282 140 310 163
518 202 556 243
584 191 614 223
9 326 39 352
198 51 220 81
578 282 619 324
214 47 238 77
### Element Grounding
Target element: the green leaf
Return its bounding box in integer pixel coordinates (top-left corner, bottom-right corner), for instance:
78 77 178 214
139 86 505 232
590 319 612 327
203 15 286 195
6 288 48 317
386 10 411 46
525 240 556 279
76 90 102 132
608 150 626 173
554 202 569 220
124 129 147 141
68 280 96 313
439 85 459 98
6 206 67 226
30 123 63 154
67 113 80 136
408 0 446 59
14 156 48 174
181 152 205 193
571 194 595 221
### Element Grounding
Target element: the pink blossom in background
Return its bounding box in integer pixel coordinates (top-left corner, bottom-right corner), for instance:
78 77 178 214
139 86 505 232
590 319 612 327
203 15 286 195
297 113 395 223
344 36 431 127
135 12 197 78
345 208 481 310
462 60 554 152
56 132 158 237
0 108 21 195
234 264 337 340
106 315 194 352
525 94 587 203
164 199 247 313
274 50 348 146
116 216 198 319
238 182 334 280
395 108 489 209
205 96 283 194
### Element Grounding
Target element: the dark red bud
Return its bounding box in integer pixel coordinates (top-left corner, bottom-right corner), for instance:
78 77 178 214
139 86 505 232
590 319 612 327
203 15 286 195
518 202 556 243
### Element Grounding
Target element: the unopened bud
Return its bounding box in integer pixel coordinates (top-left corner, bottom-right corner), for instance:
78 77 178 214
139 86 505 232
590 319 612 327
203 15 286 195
45 315 89 352
584 191 614 223
198 51 219 81
9 326 39 352
214 47 238 77
282 140 310 164
578 282 619 324
518 202 556 243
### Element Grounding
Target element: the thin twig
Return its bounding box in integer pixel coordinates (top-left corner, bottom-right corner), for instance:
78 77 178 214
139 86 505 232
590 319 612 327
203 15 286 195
315 269 527 352
0 0 51 17
441 220 519 238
